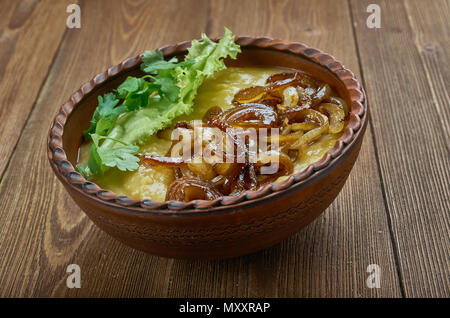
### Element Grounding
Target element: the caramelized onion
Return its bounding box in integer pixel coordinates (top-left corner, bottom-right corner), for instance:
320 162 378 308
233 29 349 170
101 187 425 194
232 86 266 104
219 163 244 195
291 114 329 149
318 103 345 134
166 177 222 201
140 71 347 202
311 84 332 106
289 122 319 131
266 72 308 85
329 96 349 115
282 107 327 125
266 75 302 98
265 130 304 145
202 106 222 123
259 98 281 108
229 163 258 195
266 72 297 84
209 103 278 130
298 76 318 88
255 151 294 184
266 72 317 87
187 159 216 180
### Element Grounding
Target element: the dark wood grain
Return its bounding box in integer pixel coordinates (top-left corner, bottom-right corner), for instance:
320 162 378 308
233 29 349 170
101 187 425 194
350 0 449 297
403 0 450 149
0 0 72 180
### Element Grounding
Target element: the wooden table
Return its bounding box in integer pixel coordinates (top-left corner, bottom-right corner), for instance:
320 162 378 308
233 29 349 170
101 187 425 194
0 0 448 298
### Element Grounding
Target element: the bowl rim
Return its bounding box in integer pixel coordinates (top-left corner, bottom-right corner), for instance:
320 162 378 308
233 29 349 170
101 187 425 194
47 36 367 215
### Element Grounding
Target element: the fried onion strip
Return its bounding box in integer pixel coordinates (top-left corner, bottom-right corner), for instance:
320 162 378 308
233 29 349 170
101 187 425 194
319 103 345 134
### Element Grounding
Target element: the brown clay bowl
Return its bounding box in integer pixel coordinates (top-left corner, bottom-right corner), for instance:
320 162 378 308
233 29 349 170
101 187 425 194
47 37 367 259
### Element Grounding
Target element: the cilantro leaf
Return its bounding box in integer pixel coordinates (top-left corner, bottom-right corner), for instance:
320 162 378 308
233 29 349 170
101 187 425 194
99 144 140 171
117 77 156 111
83 93 126 138
87 134 140 177
87 140 104 176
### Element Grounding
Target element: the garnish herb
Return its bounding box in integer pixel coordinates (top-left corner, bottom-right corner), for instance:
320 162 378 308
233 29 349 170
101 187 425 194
79 29 240 178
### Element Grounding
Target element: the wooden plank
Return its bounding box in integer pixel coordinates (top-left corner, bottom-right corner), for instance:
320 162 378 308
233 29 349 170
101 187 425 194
0 0 72 180
0 0 209 297
350 0 449 297
166 0 402 298
403 0 450 149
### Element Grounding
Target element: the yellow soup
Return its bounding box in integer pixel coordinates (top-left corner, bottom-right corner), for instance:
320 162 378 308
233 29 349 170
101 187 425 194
79 67 343 201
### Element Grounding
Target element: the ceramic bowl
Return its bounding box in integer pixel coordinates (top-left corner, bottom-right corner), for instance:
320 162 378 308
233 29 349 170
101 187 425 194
47 37 367 259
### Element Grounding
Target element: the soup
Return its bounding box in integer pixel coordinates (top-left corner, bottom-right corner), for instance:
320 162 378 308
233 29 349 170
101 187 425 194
78 66 347 202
